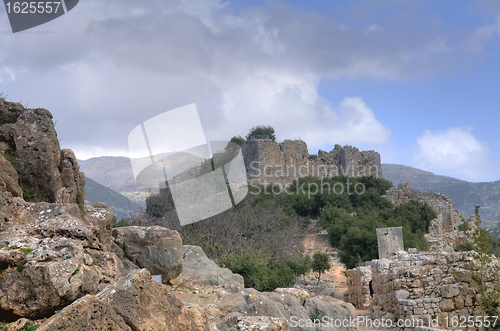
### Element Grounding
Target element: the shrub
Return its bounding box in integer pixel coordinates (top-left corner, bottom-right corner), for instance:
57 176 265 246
0 151 17 165
20 247 34 255
246 125 276 141
17 263 25 273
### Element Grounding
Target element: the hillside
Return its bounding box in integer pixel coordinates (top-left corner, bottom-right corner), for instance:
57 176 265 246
78 153 204 204
383 164 500 227
84 177 144 220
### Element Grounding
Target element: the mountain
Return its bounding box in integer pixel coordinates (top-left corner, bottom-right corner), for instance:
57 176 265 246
84 177 144 220
383 164 500 228
78 153 205 205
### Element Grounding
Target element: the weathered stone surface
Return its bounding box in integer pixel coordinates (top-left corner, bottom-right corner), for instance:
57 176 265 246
228 316 290 331
263 292 313 331
38 295 131 331
439 298 455 312
180 245 244 292
0 154 22 198
303 296 355 331
0 100 85 207
274 288 310 305
85 202 115 251
214 288 284 319
96 269 209 331
440 284 460 299
0 214 120 318
112 226 183 283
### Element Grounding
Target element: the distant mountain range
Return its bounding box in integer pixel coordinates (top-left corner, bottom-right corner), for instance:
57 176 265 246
84 177 144 220
382 164 500 228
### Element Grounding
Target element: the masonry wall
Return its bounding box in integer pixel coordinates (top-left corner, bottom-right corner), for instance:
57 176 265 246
377 227 404 259
386 183 463 235
242 139 383 186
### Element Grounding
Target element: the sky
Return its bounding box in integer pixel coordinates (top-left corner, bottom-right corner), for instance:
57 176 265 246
1 0 500 182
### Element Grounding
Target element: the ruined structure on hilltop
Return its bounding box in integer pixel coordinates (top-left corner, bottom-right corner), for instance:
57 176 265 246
386 183 463 235
241 139 383 186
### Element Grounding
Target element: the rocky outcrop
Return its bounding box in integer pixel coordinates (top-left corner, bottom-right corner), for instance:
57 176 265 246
229 316 290 331
38 295 132 331
112 226 183 283
0 98 85 209
0 213 121 318
180 245 244 292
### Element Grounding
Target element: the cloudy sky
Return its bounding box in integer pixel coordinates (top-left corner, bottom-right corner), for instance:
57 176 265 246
1 0 500 182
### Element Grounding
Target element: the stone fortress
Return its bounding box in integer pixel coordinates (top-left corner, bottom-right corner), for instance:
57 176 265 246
241 138 383 186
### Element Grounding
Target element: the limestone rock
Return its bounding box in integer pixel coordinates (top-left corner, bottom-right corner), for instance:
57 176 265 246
84 202 115 251
440 284 460 299
96 269 209 331
214 288 284 320
38 295 131 331
0 154 22 198
0 214 120 318
228 316 290 331
304 296 356 331
180 245 244 292
0 99 85 207
274 288 310 305
112 226 183 283
263 292 313 331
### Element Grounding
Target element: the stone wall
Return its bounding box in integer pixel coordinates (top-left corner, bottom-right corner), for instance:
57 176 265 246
377 227 404 259
386 183 463 235
345 266 372 309
242 139 383 186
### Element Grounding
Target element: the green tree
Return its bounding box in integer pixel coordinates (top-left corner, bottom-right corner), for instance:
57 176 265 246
312 251 331 284
246 125 276 141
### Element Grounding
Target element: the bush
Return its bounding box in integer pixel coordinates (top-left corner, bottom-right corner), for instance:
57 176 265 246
246 125 276 141
312 251 331 284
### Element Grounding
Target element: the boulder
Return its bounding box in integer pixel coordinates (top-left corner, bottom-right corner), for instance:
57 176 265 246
263 292 314 331
0 99 24 125
214 289 285 321
0 214 121 318
112 226 183 283
180 245 244 292
274 288 310 305
38 295 131 331
96 269 209 331
304 296 356 331
85 202 115 250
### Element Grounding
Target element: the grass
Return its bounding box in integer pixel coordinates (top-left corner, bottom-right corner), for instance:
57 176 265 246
0 151 17 165
8 245 18 250
0 268 6 274
72 265 81 276
20 247 34 255
17 263 25 273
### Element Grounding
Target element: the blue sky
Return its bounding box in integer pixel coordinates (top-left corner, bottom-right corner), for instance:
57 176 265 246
1 0 500 182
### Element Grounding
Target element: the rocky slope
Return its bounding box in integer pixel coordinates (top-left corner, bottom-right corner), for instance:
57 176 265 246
0 98 356 330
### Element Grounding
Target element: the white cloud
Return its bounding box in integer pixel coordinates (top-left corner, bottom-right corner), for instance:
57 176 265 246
413 127 492 181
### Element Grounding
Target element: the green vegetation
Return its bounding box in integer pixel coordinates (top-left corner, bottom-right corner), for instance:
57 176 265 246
310 315 321 323
17 263 25 273
312 251 330 284
0 151 17 165
112 217 132 228
8 245 18 250
23 189 36 200
147 173 437 290
92 256 101 265
72 265 81 276
20 247 34 255
246 125 276 141
19 322 38 331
